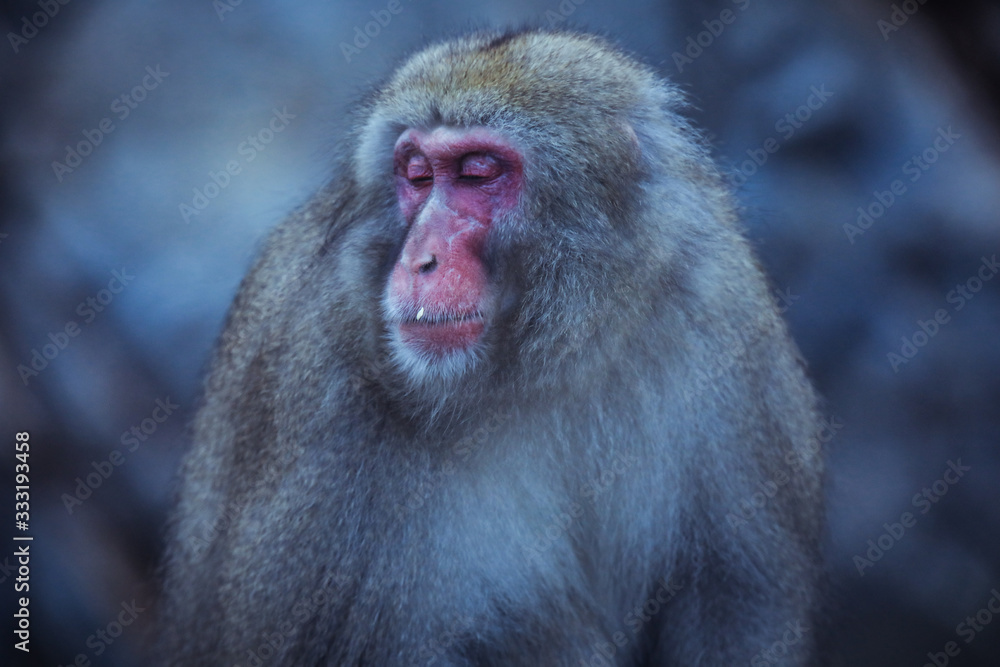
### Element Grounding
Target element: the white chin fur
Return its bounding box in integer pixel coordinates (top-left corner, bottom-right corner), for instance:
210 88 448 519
386 325 484 386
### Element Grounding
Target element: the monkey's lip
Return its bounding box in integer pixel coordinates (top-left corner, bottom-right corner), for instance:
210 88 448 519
397 311 485 356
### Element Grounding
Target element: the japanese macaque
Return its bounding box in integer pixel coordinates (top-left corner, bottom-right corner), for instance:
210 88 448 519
158 29 824 666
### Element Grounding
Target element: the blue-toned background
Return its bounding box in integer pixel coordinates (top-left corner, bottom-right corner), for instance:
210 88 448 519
1 1 998 664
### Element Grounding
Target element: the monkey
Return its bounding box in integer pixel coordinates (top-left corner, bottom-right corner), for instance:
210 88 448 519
157 28 824 666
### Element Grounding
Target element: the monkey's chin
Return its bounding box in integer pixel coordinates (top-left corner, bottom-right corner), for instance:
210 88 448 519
388 318 486 385
397 319 485 358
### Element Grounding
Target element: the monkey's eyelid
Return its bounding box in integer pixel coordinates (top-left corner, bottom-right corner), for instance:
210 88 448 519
400 169 433 186
402 154 432 180
459 154 502 179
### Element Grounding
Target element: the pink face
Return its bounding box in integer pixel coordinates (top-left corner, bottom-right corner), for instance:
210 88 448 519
386 126 523 361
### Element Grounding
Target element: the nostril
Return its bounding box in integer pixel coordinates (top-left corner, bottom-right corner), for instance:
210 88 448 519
419 255 438 274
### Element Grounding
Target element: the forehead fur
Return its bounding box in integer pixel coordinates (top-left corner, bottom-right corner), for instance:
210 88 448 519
354 30 682 188
381 31 654 125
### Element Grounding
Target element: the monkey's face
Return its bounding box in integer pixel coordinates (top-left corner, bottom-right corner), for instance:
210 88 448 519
382 125 524 382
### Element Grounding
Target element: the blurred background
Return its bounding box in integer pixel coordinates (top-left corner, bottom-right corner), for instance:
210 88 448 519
1 0 998 665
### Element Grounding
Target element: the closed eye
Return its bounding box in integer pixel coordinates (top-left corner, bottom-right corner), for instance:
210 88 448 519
404 153 432 184
459 153 502 181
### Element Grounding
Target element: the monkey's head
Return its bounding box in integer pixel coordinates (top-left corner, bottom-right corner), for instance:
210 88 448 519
344 30 728 399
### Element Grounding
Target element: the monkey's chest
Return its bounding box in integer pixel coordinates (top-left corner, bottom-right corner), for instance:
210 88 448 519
314 459 589 654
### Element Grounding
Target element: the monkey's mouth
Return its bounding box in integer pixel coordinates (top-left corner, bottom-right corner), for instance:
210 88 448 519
397 308 485 357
